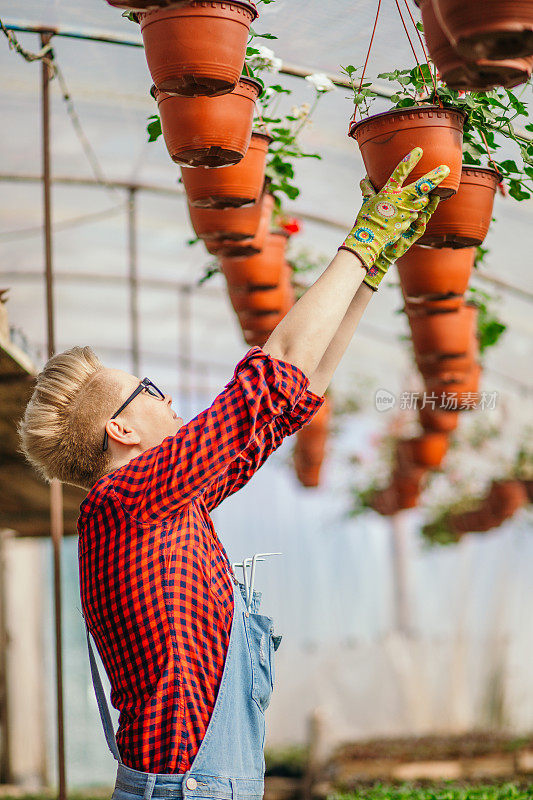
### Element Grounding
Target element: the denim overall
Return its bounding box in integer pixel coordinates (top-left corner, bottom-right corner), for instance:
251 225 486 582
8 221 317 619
84 571 282 800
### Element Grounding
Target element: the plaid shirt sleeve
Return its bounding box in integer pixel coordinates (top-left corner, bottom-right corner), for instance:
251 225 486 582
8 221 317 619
201 389 324 512
112 348 311 520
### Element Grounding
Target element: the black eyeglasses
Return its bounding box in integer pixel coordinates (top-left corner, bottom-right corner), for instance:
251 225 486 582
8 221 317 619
102 377 166 452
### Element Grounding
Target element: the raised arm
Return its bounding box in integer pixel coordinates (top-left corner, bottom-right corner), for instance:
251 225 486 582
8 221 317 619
263 148 449 380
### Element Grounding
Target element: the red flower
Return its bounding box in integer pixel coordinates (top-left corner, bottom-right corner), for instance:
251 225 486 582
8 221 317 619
280 217 302 235
497 181 507 197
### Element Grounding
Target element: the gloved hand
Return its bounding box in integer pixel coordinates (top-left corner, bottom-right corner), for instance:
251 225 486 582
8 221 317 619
360 181 441 291
339 147 450 272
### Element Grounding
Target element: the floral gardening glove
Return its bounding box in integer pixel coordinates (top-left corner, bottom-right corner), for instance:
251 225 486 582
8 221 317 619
339 147 450 272
360 182 441 291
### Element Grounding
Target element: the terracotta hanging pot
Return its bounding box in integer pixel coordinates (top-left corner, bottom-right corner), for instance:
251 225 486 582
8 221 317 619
486 479 528 521
418 352 477 381
394 475 423 510
450 507 495 534
295 399 330 465
188 193 273 242
206 194 275 257
408 303 478 357
106 0 177 9
228 262 293 313
397 245 475 299
522 480 533 503
238 310 286 333
220 231 288 289
398 433 449 469
138 1 258 96
419 406 460 433
243 329 268 347
426 361 482 406
349 105 465 199
404 293 464 313
182 132 271 208
418 166 500 248
153 77 260 167
293 456 323 489
416 0 533 89
433 0 533 61
369 486 400 516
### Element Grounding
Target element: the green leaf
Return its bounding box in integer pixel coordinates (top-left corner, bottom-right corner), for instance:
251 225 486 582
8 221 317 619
146 115 162 143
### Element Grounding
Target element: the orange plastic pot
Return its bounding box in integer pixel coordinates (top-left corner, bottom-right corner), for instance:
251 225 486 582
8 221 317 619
397 244 475 299
404 293 465 313
153 77 260 167
433 0 533 61
220 231 287 289
426 362 482 407
349 105 465 199
138 1 258 96
398 433 449 469
370 486 400 516
419 166 500 248
408 303 478 357
417 0 533 89
229 285 285 314
293 456 323 489
106 0 176 8
207 195 275 257
243 329 268 347
238 310 287 333
182 132 271 208
450 507 496 534
419 406 460 433
394 477 422 510
188 193 273 242
487 479 528 521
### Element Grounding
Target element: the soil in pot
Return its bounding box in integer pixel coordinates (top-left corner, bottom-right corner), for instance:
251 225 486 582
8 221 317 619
138 1 258 96
417 0 533 89
397 244 475 298
418 166 500 248
153 77 260 167
408 303 478 358
349 105 465 199
188 192 273 243
433 0 533 61
419 406 460 433
220 231 288 289
182 132 271 208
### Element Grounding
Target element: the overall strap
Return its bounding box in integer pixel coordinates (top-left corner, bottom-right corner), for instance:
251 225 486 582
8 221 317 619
85 621 123 763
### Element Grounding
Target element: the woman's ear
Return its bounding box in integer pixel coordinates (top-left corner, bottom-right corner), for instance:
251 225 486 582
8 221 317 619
105 418 141 447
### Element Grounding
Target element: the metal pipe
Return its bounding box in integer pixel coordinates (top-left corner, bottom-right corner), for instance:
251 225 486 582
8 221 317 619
41 32 67 800
128 187 140 376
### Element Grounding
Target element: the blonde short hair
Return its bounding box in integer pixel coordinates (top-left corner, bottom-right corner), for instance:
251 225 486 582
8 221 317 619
19 347 122 491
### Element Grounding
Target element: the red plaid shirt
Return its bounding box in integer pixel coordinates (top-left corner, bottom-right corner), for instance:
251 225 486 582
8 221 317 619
78 348 323 773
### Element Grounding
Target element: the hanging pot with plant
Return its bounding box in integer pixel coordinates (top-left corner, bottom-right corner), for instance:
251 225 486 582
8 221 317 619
349 105 465 198
433 0 533 61
416 0 533 90
418 166 500 248
408 302 478 357
398 244 475 305
137 1 258 96
182 132 271 208
220 230 288 289
228 262 293 313
294 398 331 484
150 77 261 167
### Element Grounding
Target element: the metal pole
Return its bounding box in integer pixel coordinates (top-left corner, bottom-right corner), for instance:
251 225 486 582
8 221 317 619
128 187 140 376
41 33 67 800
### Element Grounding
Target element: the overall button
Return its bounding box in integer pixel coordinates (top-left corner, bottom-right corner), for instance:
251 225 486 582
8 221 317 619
186 778 197 790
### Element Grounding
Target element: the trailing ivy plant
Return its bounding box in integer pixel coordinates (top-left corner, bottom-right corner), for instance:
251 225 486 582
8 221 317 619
341 62 533 201
467 286 507 355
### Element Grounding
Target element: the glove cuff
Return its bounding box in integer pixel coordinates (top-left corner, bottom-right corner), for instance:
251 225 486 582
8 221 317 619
337 245 373 272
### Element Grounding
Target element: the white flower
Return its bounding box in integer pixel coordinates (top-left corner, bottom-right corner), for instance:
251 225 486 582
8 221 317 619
290 102 312 119
249 45 282 74
305 72 336 93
